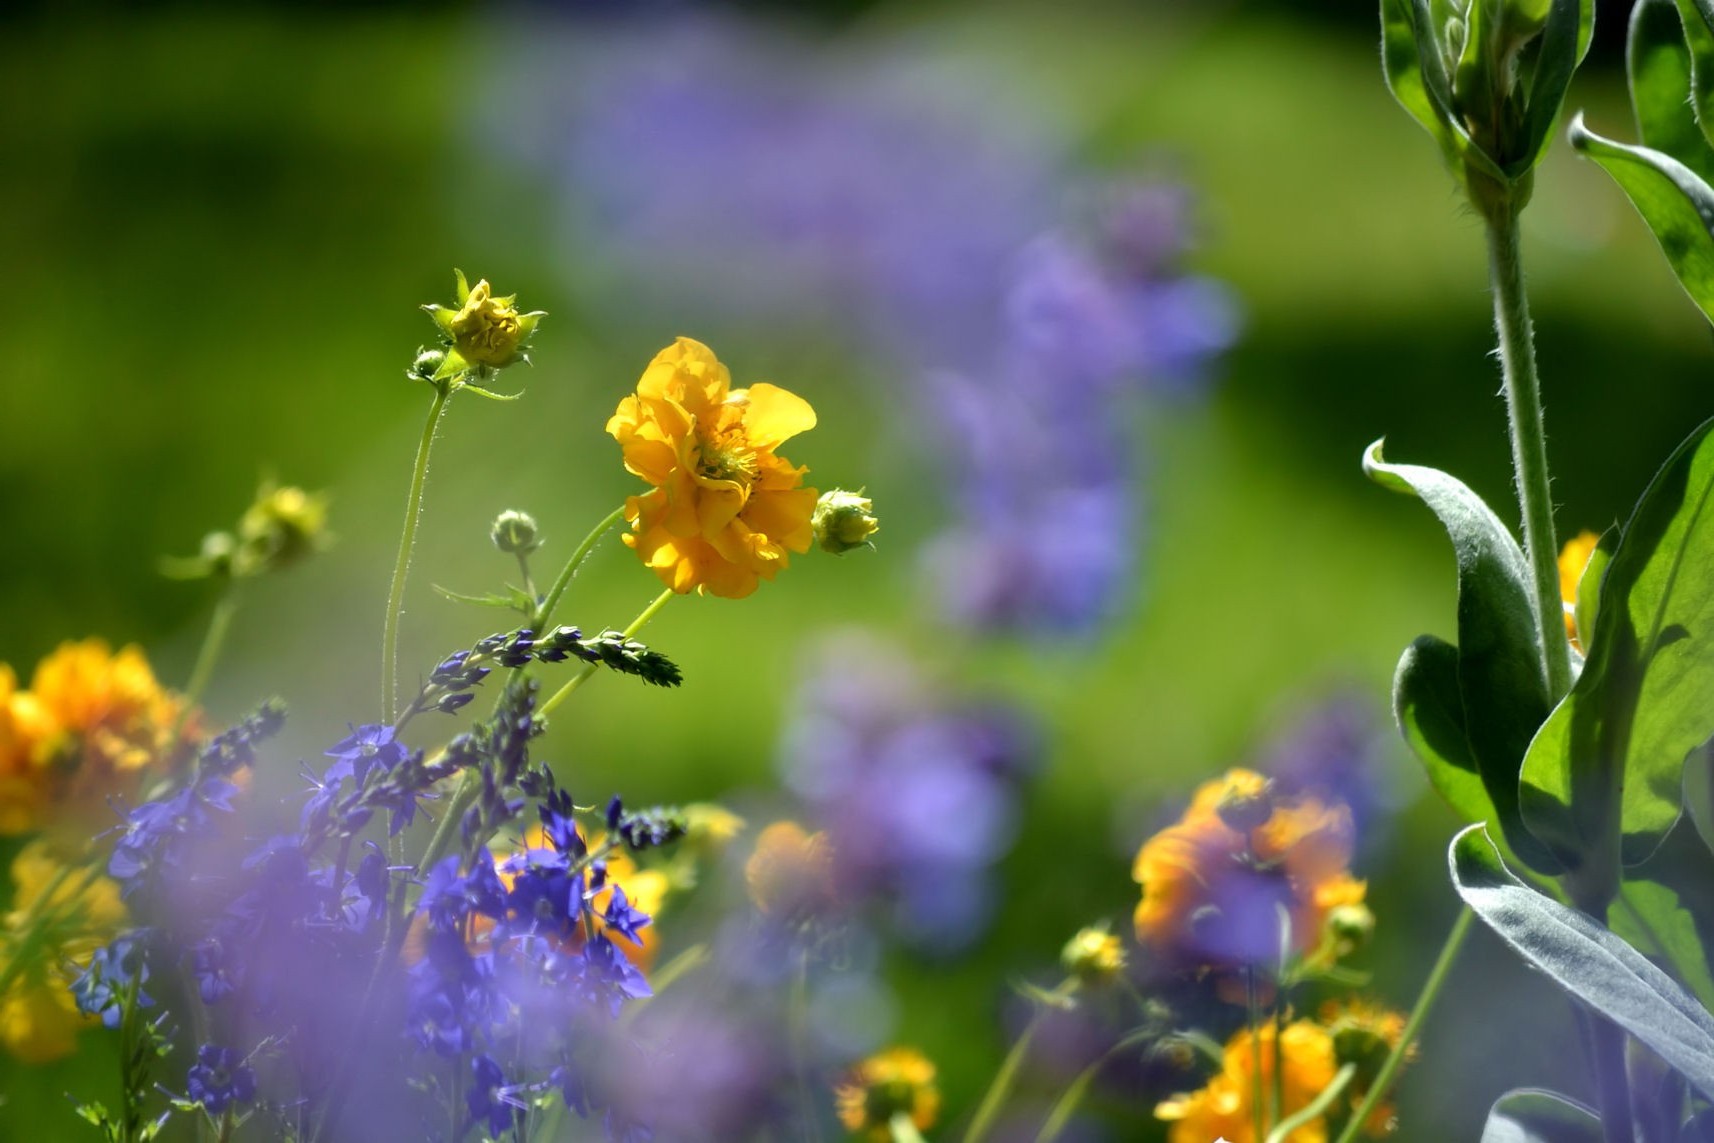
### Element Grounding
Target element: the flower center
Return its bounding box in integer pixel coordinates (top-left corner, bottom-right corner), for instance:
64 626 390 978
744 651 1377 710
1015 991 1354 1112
695 424 758 484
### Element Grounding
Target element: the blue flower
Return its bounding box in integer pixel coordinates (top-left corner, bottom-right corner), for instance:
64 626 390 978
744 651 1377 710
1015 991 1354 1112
466 1054 523 1137
324 723 407 786
601 885 651 948
72 936 152 1028
186 1044 257 1114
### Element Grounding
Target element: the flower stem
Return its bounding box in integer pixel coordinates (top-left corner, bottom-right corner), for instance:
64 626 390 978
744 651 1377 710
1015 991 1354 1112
537 587 675 719
533 504 626 631
1331 905 1473 1143
963 991 1057 1143
1032 1028 1155 1143
1266 1064 1356 1143
182 581 241 719
1484 206 1573 703
382 383 451 723
790 949 826 1143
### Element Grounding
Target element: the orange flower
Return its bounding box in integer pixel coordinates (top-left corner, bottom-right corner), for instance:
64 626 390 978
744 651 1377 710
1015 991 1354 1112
744 820 836 922
1132 770 1363 969
1323 999 1414 1137
1156 1020 1337 1143
606 338 818 598
1 641 195 840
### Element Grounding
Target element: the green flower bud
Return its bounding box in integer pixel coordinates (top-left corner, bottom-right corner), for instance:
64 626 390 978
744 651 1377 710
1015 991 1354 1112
235 482 330 577
811 489 879 555
409 348 447 385
490 509 540 555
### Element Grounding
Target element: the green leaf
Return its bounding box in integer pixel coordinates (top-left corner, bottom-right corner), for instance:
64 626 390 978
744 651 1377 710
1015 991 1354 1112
432 584 535 612
1613 876 1714 1014
1480 1088 1602 1142
1394 634 1498 825
1570 115 1714 328
1452 824 1714 1100
1685 742 1714 855
1382 0 1469 173
1366 441 1558 870
1521 417 1714 882
1631 0 1714 184
1572 527 1617 659
1675 0 1714 153
1517 0 1597 173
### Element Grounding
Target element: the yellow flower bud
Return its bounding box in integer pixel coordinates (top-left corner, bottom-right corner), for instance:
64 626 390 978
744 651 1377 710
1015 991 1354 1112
811 489 879 555
422 270 544 380
1061 923 1127 984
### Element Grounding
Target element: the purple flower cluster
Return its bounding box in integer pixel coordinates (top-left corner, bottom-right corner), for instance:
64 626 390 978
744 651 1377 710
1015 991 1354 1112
489 13 1238 637
79 632 683 1140
778 634 1036 953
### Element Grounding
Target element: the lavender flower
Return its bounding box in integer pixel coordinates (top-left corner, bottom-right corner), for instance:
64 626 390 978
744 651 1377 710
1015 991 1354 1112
779 633 1035 952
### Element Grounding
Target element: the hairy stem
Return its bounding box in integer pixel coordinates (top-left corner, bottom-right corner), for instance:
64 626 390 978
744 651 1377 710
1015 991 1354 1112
533 505 626 631
182 582 241 720
1485 206 1573 703
382 384 451 723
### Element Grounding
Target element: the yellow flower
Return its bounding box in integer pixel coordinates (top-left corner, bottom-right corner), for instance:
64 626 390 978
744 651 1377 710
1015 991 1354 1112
1155 1020 1337 1143
744 820 836 921
834 1046 940 1141
1 841 127 1062
1132 770 1363 969
1558 529 1601 652
1 641 195 840
422 270 544 380
607 338 819 599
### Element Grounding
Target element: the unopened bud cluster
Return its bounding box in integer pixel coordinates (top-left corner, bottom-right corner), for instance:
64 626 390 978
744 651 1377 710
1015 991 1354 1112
405 625 682 720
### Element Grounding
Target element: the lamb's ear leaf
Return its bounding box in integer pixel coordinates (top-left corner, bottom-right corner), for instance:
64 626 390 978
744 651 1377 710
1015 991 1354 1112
1452 825 1714 1101
1480 1088 1602 1143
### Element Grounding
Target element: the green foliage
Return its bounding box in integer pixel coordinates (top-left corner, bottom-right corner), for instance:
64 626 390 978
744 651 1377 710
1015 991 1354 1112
1629 0 1714 183
1380 0 1593 211
1365 441 1558 870
1479 1088 1602 1142
1520 417 1714 903
1451 825 1714 1101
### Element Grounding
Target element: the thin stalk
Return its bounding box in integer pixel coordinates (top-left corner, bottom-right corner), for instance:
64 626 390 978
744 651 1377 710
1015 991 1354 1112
790 950 826 1143
538 588 675 719
534 505 627 631
1331 906 1474 1143
1484 206 1573 703
963 991 1059 1143
1032 1029 1155 1143
1265 1064 1356 1143
182 582 241 719
1248 968 1267 1143
382 384 452 723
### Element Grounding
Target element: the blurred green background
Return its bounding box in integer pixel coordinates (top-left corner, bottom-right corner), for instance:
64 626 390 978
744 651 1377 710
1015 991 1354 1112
4 0 1712 1137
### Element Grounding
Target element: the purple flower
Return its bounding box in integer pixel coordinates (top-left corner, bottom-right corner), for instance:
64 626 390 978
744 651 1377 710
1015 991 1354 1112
324 723 406 786
186 1044 257 1114
467 1054 523 1138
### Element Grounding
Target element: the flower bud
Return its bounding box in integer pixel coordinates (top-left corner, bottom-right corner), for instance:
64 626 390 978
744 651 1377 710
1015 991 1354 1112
235 483 330 577
1061 924 1127 984
489 510 540 556
422 270 544 380
408 348 447 385
1215 780 1274 835
811 489 879 555
681 802 746 857
1326 901 1376 955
